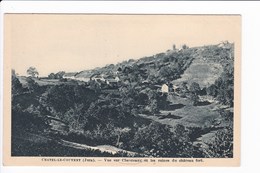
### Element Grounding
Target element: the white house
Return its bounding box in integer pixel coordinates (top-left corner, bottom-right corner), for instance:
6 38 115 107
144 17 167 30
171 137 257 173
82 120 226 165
115 76 120 82
218 41 231 49
161 84 169 93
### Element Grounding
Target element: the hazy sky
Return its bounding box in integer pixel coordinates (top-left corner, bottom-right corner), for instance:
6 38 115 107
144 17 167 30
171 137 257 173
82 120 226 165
5 14 240 76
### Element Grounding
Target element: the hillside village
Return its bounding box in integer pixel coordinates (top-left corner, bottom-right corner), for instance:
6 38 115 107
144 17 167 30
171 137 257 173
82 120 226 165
12 42 234 158
64 71 179 95
46 41 232 96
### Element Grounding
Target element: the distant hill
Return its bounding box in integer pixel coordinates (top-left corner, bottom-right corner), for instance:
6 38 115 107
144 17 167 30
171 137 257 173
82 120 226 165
173 44 234 87
75 42 234 87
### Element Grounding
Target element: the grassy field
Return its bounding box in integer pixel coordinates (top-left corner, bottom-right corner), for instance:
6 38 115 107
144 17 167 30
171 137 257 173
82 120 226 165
138 92 228 146
174 54 223 88
18 76 63 86
140 95 221 128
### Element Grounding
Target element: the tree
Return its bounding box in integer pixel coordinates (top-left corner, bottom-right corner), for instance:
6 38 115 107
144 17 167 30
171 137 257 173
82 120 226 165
89 80 101 93
48 71 65 79
159 66 173 78
136 92 149 106
48 73 55 79
182 44 189 50
130 122 193 157
206 84 218 97
55 71 65 79
12 72 23 97
163 56 170 63
189 82 201 95
114 127 131 147
204 127 233 158
64 104 85 130
207 61 234 106
12 69 16 76
173 44 176 50
181 82 189 91
190 93 199 106
26 77 39 92
27 67 39 77
147 74 158 84
45 84 98 114
148 99 159 114
179 82 189 97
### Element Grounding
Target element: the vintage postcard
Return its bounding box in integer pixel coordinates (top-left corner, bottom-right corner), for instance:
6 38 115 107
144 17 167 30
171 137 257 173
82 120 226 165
3 14 241 166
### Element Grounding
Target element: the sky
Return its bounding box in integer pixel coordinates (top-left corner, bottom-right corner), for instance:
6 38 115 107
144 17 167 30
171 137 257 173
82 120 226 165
5 14 241 77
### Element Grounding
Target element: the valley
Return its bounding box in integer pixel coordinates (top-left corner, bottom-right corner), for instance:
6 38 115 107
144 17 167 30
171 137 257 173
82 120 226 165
11 42 234 158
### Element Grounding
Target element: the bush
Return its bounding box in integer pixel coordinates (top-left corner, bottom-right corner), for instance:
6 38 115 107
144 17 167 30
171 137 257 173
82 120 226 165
26 77 39 92
189 82 201 95
129 122 194 157
204 127 233 158
190 93 199 106
12 75 23 96
44 84 98 114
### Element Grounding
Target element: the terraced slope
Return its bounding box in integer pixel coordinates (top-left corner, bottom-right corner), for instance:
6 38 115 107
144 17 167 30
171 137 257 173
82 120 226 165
174 48 223 87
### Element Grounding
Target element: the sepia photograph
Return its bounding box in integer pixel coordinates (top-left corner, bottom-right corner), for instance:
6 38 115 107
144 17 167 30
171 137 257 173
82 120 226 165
3 14 241 166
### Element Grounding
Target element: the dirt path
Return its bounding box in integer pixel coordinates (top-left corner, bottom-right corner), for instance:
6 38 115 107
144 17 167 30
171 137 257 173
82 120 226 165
57 139 139 156
14 131 140 156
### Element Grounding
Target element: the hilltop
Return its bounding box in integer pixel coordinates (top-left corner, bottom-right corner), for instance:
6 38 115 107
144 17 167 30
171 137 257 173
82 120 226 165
74 42 233 88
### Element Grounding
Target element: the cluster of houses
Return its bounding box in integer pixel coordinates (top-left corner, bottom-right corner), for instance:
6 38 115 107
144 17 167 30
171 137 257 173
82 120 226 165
62 70 181 94
62 72 121 88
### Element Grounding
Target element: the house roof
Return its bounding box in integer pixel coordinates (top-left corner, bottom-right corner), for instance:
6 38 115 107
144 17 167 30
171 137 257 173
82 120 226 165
90 74 103 78
63 72 77 77
94 75 103 78
107 79 118 83
141 80 150 84
75 71 93 78
104 75 115 79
